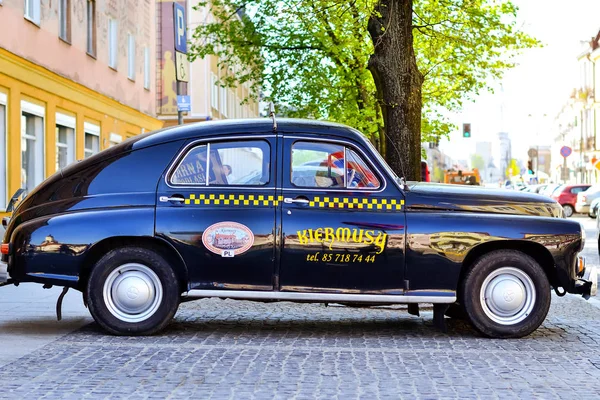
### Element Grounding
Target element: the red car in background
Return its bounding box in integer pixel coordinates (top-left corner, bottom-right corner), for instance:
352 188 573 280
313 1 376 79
551 184 591 217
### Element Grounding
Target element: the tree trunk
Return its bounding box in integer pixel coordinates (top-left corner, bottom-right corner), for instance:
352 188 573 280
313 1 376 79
367 0 423 181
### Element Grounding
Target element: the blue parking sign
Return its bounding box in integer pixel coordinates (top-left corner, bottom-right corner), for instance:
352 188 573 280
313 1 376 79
173 3 187 54
177 95 191 112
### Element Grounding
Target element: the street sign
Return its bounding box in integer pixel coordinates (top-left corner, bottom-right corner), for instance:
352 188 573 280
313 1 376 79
177 95 191 112
595 160 600 171
175 51 189 82
173 3 187 54
560 146 572 158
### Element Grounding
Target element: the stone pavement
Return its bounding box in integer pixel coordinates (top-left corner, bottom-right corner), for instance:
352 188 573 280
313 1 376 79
0 293 599 399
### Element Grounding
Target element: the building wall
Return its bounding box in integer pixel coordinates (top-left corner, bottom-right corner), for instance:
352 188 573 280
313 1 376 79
0 0 163 218
0 0 156 115
0 49 163 218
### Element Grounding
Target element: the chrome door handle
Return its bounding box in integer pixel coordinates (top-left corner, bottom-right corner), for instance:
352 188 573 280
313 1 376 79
284 197 310 204
159 196 185 203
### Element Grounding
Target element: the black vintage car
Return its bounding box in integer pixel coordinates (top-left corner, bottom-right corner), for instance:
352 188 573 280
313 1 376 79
0 118 596 338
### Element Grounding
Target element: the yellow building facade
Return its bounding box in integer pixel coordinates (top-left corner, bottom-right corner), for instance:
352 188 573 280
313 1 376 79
0 50 163 217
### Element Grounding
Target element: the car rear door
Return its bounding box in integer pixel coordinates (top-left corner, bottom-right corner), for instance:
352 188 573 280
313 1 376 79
155 134 278 291
278 134 406 294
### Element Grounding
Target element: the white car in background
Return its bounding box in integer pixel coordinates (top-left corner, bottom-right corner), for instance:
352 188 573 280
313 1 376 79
575 185 600 216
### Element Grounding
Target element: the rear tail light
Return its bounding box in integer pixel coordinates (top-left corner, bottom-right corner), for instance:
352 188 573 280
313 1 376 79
1 243 9 255
582 195 587 202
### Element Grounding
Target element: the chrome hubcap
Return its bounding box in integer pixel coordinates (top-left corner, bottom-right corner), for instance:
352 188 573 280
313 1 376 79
103 263 163 323
480 267 536 325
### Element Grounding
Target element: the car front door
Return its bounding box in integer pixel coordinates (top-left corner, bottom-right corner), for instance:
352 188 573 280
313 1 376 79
279 135 406 294
155 135 278 291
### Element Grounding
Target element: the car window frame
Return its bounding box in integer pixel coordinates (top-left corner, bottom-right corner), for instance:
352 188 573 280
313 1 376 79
287 137 385 193
166 136 274 189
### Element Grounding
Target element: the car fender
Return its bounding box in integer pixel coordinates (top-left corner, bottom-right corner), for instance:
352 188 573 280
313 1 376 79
405 212 583 293
9 207 161 288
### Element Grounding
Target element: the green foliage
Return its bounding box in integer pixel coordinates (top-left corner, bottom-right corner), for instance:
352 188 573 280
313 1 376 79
189 0 538 148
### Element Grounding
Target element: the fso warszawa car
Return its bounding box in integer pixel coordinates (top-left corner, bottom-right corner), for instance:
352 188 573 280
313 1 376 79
1 117 597 338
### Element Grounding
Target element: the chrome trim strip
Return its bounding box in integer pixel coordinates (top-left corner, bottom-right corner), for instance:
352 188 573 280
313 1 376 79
164 135 277 189
182 289 456 304
205 142 211 185
283 136 388 194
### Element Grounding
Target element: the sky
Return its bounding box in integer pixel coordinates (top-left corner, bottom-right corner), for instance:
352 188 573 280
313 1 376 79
440 0 600 164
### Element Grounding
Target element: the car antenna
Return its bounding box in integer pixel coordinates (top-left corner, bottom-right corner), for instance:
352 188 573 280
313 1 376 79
268 102 277 132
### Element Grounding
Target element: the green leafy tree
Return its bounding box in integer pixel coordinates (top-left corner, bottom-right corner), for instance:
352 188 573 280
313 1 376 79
189 0 538 180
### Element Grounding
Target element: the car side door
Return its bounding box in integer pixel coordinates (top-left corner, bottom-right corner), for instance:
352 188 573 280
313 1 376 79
155 134 278 291
278 134 407 294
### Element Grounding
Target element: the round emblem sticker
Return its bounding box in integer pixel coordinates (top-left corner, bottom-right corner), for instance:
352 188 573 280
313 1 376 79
202 222 255 257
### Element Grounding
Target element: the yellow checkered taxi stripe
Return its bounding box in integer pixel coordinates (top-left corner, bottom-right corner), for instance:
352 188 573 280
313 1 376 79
183 194 404 211
184 194 284 206
308 196 404 210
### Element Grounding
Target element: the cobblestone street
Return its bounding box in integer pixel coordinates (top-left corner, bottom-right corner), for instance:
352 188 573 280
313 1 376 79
0 217 599 399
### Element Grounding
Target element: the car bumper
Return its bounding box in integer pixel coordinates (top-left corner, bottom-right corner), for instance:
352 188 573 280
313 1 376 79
572 257 597 299
575 203 590 213
0 259 9 287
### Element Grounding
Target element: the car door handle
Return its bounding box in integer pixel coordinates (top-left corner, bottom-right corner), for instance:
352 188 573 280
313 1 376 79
284 197 310 204
159 195 185 203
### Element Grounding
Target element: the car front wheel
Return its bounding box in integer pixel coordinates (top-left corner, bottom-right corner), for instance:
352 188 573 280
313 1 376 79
562 204 574 217
86 247 180 335
461 250 550 338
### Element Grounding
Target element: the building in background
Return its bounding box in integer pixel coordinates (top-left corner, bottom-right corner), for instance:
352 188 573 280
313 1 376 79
553 29 600 184
496 132 512 179
156 2 260 126
0 0 162 217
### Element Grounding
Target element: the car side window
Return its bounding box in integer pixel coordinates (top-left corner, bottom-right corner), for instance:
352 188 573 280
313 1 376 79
291 141 380 189
571 187 585 194
170 140 270 186
171 145 207 185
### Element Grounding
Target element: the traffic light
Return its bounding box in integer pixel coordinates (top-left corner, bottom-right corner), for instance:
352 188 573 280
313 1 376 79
527 160 533 174
462 123 471 138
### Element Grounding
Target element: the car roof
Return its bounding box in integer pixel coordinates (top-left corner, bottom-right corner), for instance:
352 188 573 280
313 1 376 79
132 118 365 150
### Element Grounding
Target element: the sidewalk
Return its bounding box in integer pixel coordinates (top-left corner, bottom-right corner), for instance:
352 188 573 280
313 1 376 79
0 283 91 367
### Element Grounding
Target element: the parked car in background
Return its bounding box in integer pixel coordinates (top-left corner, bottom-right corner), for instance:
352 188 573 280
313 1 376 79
522 184 547 194
589 197 600 218
575 185 600 216
540 184 561 197
551 184 592 217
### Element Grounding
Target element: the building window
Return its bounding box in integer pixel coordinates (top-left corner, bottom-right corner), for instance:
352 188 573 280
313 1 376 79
24 0 40 25
0 94 6 210
211 73 219 110
86 0 96 56
108 19 118 69
220 86 228 117
109 133 122 147
21 101 45 196
143 47 150 90
128 34 135 80
59 0 71 42
84 122 100 158
55 113 76 170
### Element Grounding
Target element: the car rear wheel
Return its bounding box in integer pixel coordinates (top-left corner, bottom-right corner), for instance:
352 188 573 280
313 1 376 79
461 250 550 338
86 247 180 335
562 204 574 217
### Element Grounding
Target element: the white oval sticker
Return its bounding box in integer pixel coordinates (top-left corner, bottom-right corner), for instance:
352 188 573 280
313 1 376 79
202 222 255 257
